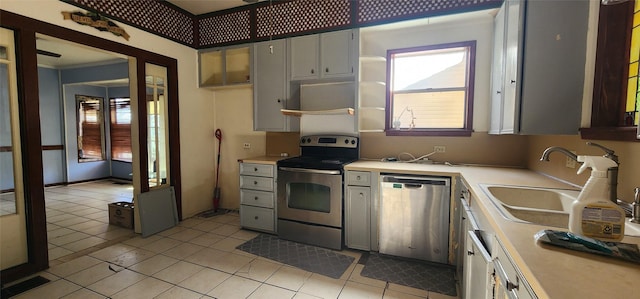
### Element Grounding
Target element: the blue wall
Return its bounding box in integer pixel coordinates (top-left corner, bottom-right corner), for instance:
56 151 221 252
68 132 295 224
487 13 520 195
64 84 110 182
0 62 129 188
61 62 129 84
38 67 65 185
61 62 130 182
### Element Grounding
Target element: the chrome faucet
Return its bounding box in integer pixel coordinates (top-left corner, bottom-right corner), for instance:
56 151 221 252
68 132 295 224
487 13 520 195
539 146 578 162
539 143 619 204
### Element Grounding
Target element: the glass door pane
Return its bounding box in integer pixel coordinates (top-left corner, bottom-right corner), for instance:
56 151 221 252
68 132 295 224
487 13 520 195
0 27 28 270
145 64 169 188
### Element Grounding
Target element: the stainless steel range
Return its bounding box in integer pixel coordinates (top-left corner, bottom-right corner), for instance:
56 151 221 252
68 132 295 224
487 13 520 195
277 135 359 250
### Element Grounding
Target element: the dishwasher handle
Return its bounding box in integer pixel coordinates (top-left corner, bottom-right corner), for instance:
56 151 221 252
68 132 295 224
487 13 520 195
381 175 450 186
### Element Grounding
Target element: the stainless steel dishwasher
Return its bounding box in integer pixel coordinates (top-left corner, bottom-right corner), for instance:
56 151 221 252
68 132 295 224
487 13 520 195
379 175 451 263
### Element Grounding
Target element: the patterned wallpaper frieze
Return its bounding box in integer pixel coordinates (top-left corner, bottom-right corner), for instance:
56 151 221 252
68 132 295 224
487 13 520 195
62 0 502 49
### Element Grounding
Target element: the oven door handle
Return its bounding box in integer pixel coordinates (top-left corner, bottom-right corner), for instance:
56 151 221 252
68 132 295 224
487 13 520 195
279 167 341 175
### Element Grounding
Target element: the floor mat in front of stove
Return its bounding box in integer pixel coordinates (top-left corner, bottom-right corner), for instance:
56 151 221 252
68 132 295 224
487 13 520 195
236 234 355 279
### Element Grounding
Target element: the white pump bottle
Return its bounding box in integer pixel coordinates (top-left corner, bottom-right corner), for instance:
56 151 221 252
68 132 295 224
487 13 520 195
569 155 625 241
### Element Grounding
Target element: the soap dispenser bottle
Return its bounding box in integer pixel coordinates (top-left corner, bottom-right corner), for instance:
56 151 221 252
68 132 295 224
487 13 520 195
569 155 625 241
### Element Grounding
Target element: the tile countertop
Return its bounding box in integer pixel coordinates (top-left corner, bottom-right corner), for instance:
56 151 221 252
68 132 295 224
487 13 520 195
345 160 640 299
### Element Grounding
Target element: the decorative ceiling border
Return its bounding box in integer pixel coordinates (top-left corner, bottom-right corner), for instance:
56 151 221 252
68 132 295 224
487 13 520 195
62 0 195 47
61 0 502 49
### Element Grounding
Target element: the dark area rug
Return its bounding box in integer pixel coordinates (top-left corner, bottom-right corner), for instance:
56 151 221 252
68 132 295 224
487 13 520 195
236 234 355 279
359 253 457 297
1 275 50 298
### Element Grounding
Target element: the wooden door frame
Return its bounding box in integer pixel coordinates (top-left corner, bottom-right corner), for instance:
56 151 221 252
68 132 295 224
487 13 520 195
0 10 182 283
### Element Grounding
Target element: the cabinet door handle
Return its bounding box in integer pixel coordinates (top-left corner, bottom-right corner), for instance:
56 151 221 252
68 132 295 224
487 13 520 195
277 99 281 103
254 216 259 220
325 67 329 73
496 90 501 94
510 79 516 84
467 250 474 256
311 69 314 74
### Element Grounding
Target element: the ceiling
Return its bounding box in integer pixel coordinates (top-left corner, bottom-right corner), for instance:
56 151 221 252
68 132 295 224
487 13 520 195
167 0 261 15
36 34 127 69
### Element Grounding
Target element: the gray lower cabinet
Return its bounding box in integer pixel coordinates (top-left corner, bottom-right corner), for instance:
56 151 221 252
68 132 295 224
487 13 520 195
464 230 493 299
345 171 372 250
492 236 536 299
239 162 276 233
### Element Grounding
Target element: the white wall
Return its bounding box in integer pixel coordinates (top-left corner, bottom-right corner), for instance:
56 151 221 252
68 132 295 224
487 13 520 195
1 0 216 218
212 87 266 211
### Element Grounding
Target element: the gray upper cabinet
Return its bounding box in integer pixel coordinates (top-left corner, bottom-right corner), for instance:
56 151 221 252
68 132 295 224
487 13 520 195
253 39 299 132
290 34 319 80
290 29 356 81
490 0 589 135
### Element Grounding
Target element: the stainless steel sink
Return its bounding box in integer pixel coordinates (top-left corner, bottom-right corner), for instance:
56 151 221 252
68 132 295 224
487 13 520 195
480 184 640 237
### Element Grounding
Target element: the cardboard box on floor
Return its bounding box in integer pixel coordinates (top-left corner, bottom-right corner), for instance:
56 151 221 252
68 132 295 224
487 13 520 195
108 202 134 229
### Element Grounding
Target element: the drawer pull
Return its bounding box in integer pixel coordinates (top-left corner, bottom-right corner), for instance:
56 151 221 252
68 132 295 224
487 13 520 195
254 167 258 172
254 196 259 200
254 216 259 220
356 175 361 180
254 181 258 185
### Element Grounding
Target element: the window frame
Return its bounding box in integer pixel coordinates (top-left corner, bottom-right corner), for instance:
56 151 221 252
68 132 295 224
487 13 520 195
109 97 132 163
75 94 105 163
385 40 476 137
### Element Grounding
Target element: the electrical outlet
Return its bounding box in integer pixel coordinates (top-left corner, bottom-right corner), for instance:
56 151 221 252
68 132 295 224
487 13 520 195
434 146 446 153
566 150 577 168
243 143 251 149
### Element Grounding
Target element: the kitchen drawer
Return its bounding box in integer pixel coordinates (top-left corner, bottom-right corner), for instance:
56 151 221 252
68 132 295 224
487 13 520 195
240 163 274 177
240 205 275 232
347 171 371 186
240 175 274 192
240 189 275 208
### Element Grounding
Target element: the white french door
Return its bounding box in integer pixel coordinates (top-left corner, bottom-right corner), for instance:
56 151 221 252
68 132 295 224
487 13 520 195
0 27 28 270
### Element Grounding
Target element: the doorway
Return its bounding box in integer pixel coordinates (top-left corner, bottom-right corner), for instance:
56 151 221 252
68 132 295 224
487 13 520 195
0 10 182 283
36 34 137 260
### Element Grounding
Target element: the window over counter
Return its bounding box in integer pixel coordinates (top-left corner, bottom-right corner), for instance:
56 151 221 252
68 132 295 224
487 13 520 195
385 41 476 136
109 97 132 162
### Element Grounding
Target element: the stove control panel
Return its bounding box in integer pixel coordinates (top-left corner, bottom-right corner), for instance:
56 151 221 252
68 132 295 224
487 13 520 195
300 135 358 148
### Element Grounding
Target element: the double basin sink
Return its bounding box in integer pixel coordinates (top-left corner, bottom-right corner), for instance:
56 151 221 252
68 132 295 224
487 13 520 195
480 184 640 237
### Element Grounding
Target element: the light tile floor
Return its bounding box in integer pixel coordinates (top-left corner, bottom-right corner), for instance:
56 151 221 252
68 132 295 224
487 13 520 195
45 180 135 261
8 181 460 299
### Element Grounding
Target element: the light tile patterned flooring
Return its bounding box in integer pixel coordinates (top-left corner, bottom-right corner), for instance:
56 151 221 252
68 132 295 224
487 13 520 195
8 181 459 299
45 180 135 261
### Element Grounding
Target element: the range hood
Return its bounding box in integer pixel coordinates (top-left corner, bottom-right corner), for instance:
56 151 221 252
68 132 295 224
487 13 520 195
280 108 354 117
